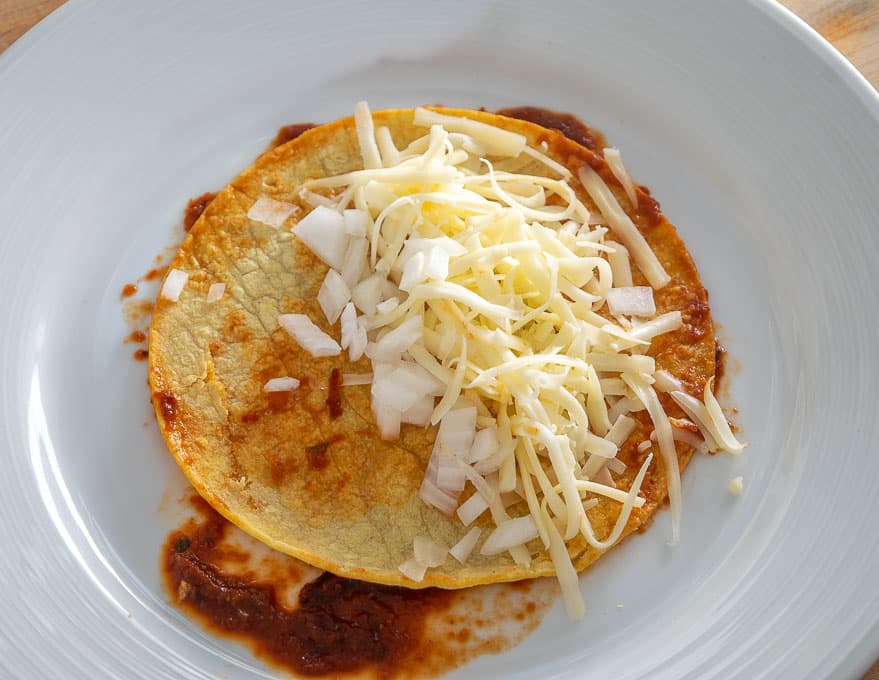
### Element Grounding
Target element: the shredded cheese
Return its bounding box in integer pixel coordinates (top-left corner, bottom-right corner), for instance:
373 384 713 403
283 102 745 619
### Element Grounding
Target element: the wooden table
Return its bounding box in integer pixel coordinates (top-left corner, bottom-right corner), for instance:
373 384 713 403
2 0 879 678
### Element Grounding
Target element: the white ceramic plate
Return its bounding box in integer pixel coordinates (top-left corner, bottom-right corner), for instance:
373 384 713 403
2 1 878 678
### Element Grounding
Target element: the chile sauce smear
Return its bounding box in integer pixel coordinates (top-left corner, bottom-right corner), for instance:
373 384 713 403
163 498 556 679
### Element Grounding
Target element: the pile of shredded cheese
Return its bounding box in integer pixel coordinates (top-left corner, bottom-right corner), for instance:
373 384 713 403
169 102 745 620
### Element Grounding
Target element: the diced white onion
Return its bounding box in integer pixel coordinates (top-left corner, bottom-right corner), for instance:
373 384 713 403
247 196 297 228
278 313 341 357
161 269 189 302
413 536 448 567
292 205 349 270
263 377 300 392
606 286 656 317
317 269 351 325
449 527 482 563
206 282 225 303
456 491 489 526
398 558 427 582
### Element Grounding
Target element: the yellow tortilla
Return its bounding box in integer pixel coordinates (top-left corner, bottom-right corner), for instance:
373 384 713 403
148 108 715 588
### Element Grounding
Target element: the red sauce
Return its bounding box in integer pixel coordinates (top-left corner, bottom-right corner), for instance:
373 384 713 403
164 507 455 678
134 349 149 361
125 330 146 344
184 192 218 231
497 106 607 152
270 123 317 149
154 390 178 425
120 283 138 299
326 368 343 419
143 266 167 282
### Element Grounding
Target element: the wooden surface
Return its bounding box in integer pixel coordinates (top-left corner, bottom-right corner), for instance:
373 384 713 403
2 0 879 678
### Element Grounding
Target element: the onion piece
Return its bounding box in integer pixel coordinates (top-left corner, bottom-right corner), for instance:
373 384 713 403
401 396 435 426
456 491 489 526
278 313 341 357
263 377 300 392
247 196 297 229
436 455 467 492
413 536 448 567
206 282 225 303
160 268 188 302
368 315 423 360
292 205 349 270
467 426 500 463
449 527 482 564
480 516 538 556
418 477 458 516
606 286 656 317
351 272 385 316
398 558 427 582
317 269 351 325
343 208 369 237
340 236 369 289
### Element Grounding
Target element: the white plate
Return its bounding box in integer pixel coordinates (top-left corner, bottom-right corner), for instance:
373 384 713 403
2 1 878 678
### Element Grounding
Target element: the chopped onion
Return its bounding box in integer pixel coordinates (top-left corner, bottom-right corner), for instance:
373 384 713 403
343 208 369 237
161 269 189 302
340 236 368 289
263 377 300 392
247 196 297 228
372 399 401 440
401 396 435 426
434 406 478 458
369 315 423 360
606 286 656 317
449 527 482 563
351 272 385 316
398 558 427 582
436 455 467 492
419 477 459 516
292 205 349 270
456 491 489 526
339 303 358 349
376 297 400 315
317 269 351 325
278 313 341 357
400 251 428 292
480 516 538 556
413 536 448 567
206 282 225 303
467 426 499 463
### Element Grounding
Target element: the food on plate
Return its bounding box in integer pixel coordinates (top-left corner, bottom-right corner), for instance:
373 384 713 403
149 104 743 619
